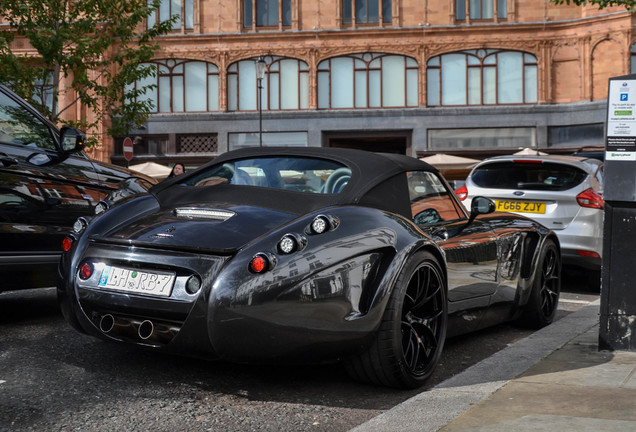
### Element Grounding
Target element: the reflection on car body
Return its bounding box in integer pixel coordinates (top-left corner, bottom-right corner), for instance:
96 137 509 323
58 147 561 389
457 154 603 280
0 84 156 291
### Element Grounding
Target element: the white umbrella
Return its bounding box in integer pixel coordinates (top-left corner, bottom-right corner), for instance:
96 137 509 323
129 162 172 179
513 148 548 155
419 153 481 169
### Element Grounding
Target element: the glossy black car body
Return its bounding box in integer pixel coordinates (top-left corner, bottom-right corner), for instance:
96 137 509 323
58 147 561 388
0 84 155 290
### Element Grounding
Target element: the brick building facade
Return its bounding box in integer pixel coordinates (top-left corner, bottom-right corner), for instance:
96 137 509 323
40 2 636 165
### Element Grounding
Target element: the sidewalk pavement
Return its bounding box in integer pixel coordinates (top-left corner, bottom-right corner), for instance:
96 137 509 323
351 299 636 432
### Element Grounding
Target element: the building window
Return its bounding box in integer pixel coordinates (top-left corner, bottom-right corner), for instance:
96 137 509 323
428 128 536 150
317 53 417 109
33 71 56 115
131 59 219 113
229 131 308 149
147 0 195 31
456 0 506 20
427 49 536 106
343 0 392 24
116 135 169 156
548 124 604 148
227 56 308 111
243 0 291 27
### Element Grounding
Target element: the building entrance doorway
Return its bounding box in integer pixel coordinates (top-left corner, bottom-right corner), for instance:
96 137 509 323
324 131 410 155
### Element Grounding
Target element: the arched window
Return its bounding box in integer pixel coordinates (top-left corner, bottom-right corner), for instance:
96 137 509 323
133 59 219 112
317 53 418 109
427 49 537 106
227 56 309 111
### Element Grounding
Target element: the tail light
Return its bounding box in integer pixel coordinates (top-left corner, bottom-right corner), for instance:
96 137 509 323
577 250 601 258
79 262 93 280
576 188 604 209
62 237 73 252
513 159 543 164
249 254 272 273
455 185 468 201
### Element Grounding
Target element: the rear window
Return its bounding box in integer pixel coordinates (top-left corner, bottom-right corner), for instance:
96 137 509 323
183 157 351 194
471 161 588 191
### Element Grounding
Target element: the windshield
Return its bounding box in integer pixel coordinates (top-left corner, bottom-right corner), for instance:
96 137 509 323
471 161 588 191
183 157 352 194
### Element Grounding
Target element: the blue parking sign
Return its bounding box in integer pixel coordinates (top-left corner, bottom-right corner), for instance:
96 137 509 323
621 93 629 101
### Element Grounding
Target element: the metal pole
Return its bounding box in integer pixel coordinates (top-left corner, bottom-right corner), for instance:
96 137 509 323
258 77 263 147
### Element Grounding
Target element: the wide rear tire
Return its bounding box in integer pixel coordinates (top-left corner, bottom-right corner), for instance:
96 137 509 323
517 239 561 329
346 251 447 389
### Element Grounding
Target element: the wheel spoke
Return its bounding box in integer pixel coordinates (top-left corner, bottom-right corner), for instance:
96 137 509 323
401 321 439 371
539 249 560 316
400 261 446 376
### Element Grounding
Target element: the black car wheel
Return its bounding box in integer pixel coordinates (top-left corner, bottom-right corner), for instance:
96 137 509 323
346 250 447 388
518 239 561 329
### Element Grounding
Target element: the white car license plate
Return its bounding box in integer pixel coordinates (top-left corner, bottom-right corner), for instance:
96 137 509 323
97 265 175 297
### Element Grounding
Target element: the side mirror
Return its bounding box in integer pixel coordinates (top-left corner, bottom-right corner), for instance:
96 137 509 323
455 196 496 236
60 126 86 153
470 196 496 217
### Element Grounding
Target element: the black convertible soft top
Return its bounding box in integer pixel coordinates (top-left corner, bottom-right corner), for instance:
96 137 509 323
152 147 440 218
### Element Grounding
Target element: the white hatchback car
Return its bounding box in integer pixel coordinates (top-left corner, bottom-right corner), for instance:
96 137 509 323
456 155 603 277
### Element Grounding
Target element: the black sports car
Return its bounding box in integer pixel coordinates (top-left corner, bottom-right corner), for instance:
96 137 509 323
58 147 561 388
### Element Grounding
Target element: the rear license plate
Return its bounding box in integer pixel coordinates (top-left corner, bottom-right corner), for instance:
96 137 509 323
495 200 546 214
97 265 175 297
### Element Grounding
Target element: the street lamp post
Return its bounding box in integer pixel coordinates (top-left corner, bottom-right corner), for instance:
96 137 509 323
255 56 267 147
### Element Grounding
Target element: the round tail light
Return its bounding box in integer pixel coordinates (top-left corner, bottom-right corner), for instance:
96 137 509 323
249 254 269 273
79 263 93 280
311 216 329 234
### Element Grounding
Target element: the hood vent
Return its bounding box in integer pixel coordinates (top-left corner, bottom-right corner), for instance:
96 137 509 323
174 207 235 221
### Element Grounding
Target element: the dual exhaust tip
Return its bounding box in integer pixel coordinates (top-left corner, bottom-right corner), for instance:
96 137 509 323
99 314 155 340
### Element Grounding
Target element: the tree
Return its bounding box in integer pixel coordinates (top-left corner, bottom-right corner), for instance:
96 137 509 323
551 0 636 11
0 0 175 146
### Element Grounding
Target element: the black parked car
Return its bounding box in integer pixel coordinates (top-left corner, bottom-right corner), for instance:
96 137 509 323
58 147 561 388
0 84 155 291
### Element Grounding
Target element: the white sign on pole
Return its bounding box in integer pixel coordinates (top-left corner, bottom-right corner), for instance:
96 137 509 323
606 79 636 160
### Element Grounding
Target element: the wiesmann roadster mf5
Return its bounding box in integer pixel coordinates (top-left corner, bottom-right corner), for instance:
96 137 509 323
58 147 561 388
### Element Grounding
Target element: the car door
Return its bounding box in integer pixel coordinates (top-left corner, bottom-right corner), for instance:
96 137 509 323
0 87 109 287
408 171 499 304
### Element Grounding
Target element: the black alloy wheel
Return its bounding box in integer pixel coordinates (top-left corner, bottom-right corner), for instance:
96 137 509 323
518 239 561 329
346 251 447 389
401 258 446 379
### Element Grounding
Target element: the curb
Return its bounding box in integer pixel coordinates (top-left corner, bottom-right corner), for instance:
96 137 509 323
349 300 601 432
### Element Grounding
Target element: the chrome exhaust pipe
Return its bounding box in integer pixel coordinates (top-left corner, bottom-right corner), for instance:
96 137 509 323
99 314 115 333
138 320 154 340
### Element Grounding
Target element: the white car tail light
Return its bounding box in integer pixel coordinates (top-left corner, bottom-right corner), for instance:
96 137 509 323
576 188 604 209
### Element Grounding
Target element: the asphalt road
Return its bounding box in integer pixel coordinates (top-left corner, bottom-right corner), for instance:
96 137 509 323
0 274 598 432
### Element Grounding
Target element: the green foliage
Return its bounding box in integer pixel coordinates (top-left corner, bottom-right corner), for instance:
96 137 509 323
0 0 176 146
551 0 636 11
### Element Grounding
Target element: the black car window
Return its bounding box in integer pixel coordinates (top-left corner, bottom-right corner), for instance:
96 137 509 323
0 91 55 150
408 171 464 226
471 161 588 191
184 157 351 194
